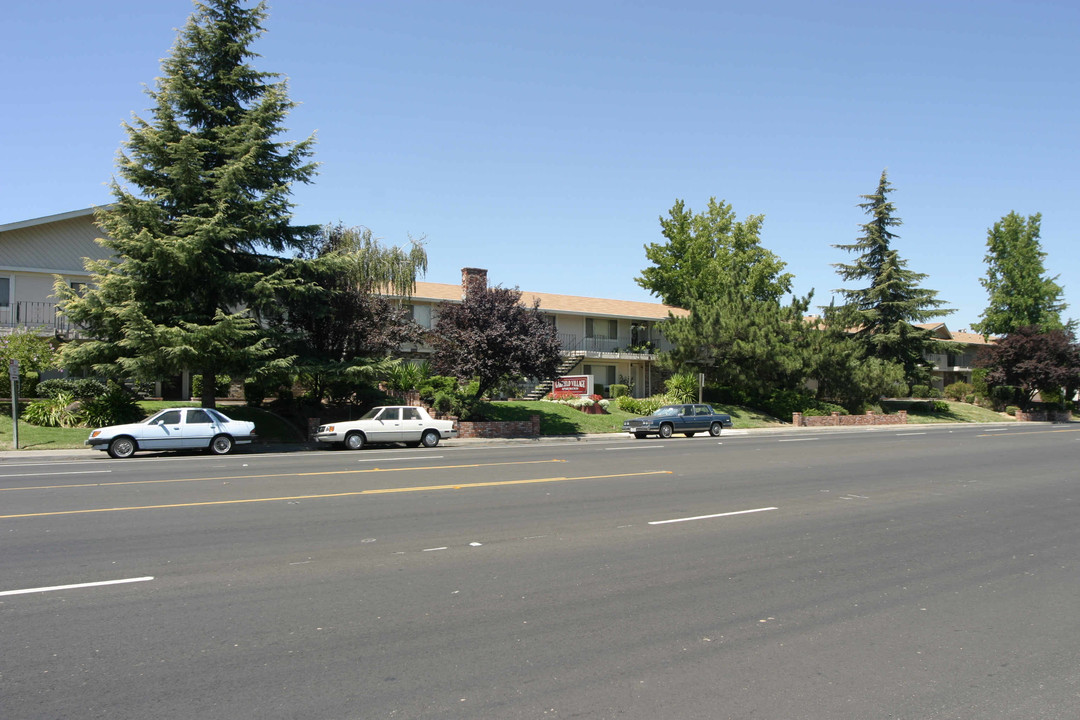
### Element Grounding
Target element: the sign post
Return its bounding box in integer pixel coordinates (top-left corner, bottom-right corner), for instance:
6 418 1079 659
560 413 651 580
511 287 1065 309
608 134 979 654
8 359 19 450
698 372 705 403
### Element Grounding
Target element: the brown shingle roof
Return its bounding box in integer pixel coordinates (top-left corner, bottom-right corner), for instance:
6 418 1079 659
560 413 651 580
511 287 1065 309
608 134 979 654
404 281 687 320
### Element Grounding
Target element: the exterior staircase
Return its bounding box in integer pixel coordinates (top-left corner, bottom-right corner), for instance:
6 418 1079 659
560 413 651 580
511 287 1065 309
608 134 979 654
524 353 584 400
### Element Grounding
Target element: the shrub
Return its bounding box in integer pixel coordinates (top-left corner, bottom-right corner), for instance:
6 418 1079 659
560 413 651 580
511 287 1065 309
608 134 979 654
944 382 973 401
191 374 231 399
1005 405 1021 416
617 394 673 416
910 385 930 398
931 400 949 412
664 372 698 403
803 402 849 417
81 385 144 427
609 384 630 398
22 391 82 428
433 391 454 414
37 378 108 399
929 387 943 398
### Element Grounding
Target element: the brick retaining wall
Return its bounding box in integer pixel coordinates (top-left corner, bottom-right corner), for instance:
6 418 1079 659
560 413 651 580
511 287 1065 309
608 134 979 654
1015 409 1073 422
792 411 908 427
456 415 541 439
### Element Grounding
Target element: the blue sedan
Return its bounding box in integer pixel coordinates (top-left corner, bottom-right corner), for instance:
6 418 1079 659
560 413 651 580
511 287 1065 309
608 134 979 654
622 403 733 439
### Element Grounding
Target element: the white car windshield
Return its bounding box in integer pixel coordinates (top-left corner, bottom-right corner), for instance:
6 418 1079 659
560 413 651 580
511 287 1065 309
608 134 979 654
360 407 384 420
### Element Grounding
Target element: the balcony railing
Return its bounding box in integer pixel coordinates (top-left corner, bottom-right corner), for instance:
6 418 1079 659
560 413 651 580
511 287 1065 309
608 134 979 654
0 302 79 336
556 333 673 356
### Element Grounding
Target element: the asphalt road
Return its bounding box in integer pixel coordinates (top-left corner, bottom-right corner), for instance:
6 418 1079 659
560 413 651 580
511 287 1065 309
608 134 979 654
2 424 1078 719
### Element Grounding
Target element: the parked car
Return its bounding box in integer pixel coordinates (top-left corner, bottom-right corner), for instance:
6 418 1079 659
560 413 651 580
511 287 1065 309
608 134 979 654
315 405 458 450
622 403 733 439
86 407 257 458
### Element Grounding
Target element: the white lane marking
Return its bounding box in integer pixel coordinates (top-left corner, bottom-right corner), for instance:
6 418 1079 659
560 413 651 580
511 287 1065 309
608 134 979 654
355 456 444 463
649 507 778 525
0 470 112 478
983 428 1010 432
604 445 667 451
778 438 816 443
0 576 154 597
422 547 448 552
896 432 927 436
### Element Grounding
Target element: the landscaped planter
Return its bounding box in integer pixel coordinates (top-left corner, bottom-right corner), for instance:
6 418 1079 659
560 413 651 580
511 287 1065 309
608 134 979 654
792 410 907 427
456 415 541 439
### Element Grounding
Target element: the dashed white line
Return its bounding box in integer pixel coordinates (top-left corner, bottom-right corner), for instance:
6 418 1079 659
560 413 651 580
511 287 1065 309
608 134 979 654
649 507 778 525
422 546 449 552
778 438 816 443
604 445 667 451
0 470 112 478
355 456 444 463
0 576 154 597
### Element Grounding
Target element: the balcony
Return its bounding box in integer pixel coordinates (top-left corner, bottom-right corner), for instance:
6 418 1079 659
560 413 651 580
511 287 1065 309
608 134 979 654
557 333 671 360
0 302 81 337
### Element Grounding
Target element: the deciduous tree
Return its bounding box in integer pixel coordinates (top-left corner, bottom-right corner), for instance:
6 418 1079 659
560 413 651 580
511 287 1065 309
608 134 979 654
431 286 562 416
976 326 1080 409
55 0 317 407
972 212 1070 336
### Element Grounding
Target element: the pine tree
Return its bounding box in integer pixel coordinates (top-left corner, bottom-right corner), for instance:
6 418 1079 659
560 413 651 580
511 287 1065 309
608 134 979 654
56 0 317 407
832 170 952 382
972 211 1069 337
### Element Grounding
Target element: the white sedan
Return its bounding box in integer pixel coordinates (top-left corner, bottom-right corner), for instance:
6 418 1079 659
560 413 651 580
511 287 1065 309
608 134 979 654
315 405 457 450
86 407 257 458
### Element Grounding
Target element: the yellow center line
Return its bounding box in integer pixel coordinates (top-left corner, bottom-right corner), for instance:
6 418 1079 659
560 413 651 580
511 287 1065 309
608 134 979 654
0 459 568 492
977 427 1080 437
0 470 673 519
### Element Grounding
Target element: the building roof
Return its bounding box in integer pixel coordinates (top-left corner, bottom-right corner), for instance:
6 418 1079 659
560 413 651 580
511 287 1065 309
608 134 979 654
915 323 996 345
407 281 688 321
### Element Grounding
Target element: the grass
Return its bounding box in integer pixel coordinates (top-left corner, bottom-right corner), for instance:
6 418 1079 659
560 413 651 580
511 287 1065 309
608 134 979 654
882 399 1016 425
482 400 787 435
0 397 1022 451
0 401 304 451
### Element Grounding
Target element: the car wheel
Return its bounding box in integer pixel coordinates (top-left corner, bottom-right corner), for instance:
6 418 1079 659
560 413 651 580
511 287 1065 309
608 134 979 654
107 436 137 459
710 422 722 437
421 429 440 448
344 432 365 450
683 432 695 437
209 434 234 455
634 432 648 439
658 423 673 439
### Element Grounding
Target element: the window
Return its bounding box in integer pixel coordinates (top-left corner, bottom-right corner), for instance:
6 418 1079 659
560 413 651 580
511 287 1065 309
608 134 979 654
70 281 87 297
0 277 9 307
187 409 213 424
608 319 618 340
378 408 401 421
403 407 421 421
157 410 182 425
585 318 594 338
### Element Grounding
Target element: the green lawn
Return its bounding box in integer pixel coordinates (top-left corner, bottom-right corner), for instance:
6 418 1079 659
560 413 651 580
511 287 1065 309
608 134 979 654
482 400 786 435
882 399 1016 425
0 397 1020 451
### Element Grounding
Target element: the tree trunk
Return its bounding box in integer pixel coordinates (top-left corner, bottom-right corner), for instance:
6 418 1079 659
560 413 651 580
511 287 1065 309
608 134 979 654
200 369 217 409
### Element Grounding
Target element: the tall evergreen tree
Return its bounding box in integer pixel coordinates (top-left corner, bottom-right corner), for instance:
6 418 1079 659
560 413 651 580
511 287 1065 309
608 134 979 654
972 211 1069 337
832 170 952 381
56 0 317 407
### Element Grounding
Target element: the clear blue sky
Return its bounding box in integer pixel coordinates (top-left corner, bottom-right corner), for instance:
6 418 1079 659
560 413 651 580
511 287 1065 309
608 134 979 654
4 0 1078 331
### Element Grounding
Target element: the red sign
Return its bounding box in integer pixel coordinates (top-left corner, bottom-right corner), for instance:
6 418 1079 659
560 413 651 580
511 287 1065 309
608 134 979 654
553 375 590 395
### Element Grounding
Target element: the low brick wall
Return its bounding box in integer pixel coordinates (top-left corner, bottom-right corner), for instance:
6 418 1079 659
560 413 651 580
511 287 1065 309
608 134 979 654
1015 409 1073 422
792 410 908 427
456 415 541 439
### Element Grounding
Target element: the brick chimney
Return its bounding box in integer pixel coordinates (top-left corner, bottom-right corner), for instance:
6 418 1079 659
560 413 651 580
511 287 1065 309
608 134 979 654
461 267 488 300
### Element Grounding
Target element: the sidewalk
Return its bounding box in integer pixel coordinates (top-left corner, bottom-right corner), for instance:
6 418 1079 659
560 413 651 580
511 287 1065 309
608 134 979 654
0 420 1034 462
